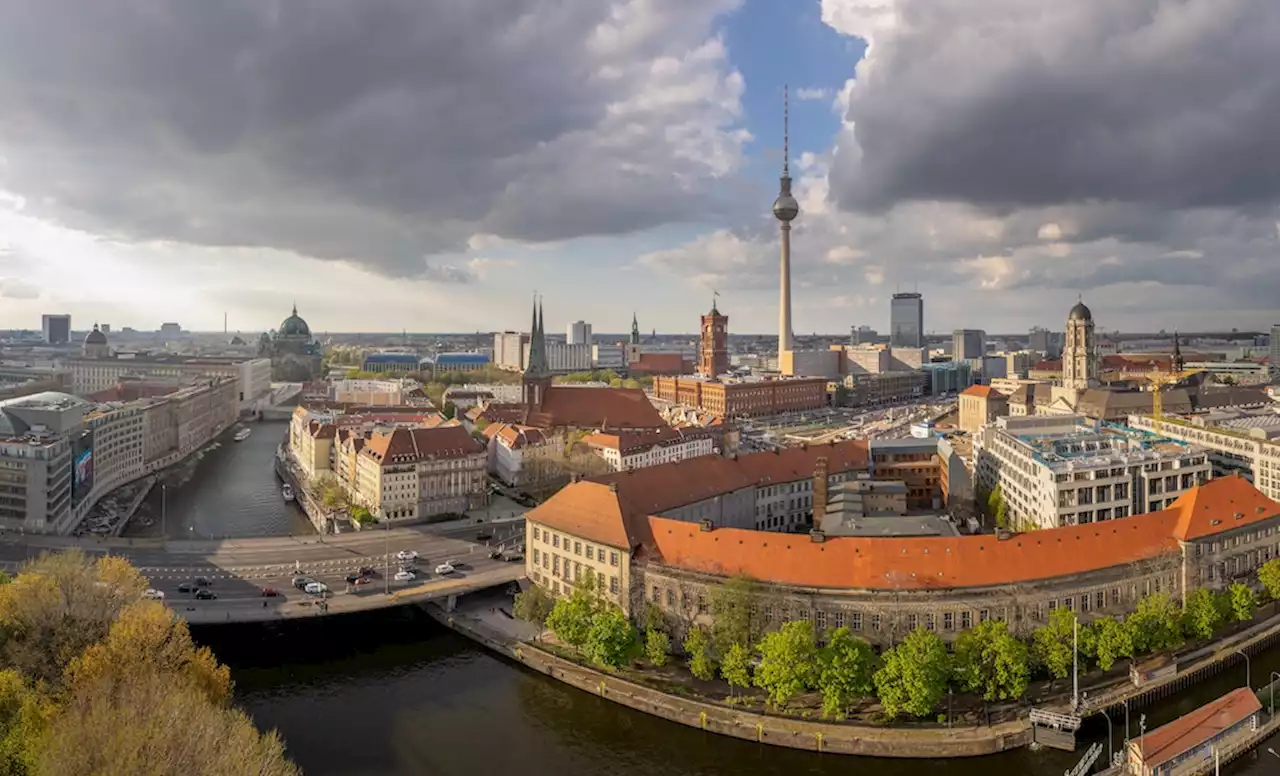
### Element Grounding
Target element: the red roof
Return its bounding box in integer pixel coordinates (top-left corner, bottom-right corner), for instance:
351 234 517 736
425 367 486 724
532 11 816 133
1133 688 1261 768
960 385 995 398
529 386 666 430
361 425 483 464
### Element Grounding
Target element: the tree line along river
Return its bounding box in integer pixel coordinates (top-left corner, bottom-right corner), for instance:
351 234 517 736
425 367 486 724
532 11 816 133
194 607 1280 776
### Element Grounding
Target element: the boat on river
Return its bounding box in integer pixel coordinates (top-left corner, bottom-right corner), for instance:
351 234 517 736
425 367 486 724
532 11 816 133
281 484 295 502
233 427 252 442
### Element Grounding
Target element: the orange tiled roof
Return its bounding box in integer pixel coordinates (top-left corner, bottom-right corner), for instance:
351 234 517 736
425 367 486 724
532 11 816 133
530 386 666 430
1169 475 1278 540
529 481 633 549
1134 687 1260 768
960 385 995 398
360 425 483 464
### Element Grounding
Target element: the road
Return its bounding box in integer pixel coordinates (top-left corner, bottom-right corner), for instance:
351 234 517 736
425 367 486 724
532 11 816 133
0 517 528 623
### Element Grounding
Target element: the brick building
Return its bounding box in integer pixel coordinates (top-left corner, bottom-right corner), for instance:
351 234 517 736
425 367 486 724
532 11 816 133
653 375 827 418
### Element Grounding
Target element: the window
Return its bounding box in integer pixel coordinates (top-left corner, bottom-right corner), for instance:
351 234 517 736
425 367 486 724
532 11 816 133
834 611 846 629
666 589 675 607
944 612 954 631
1064 598 1074 612
851 612 862 631
533 527 540 541
816 611 827 631
609 576 619 595
697 595 707 614
871 614 881 632
532 548 540 564
906 613 918 631
585 546 594 560
610 551 619 567
552 556 560 576
925 614 936 631
573 562 581 582
573 541 582 556
1080 594 1090 613
961 611 971 630
552 535 560 549
979 608 990 623
1096 591 1105 610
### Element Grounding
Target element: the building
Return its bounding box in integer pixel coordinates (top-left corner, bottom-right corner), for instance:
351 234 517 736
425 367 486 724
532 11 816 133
698 300 729 378
1004 350 1035 379
361 352 421 374
257 304 322 382
473 300 667 432
841 371 926 407
849 325 878 346
976 415 1210 530
342 425 488 522
772 88 799 359
1126 688 1260 776
958 385 1009 433
953 329 985 361
921 362 975 395
522 342 591 374
890 293 924 349
0 392 88 533
82 324 110 359
66 354 271 411
592 344 627 372
654 375 827 418
329 379 417 406
527 465 1280 648
567 321 593 346
583 427 716 471
1062 299 1099 391
845 345 891 375
1270 324 1279 382
41 314 71 346
482 423 559 488
434 352 492 375
493 331 529 371
1130 412 1280 502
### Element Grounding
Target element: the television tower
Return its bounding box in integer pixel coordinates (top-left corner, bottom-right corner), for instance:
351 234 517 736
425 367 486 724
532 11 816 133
772 85 799 356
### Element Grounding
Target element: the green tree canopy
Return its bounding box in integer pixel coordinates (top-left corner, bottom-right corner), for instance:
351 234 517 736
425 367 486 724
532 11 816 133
643 628 670 667
816 627 877 718
1083 616 1133 672
514 586 555 626
545 575 603 651
1228 583 1256 623
754 621 819 708
1128 593 1184 654
873 627 951 718
720 643 753 697
1259 558 1280 600
708 576 762 658
952 620 1030 703
1031 608 1078 680
683 626 716 681
582 607 636 670
1181 588 1225 639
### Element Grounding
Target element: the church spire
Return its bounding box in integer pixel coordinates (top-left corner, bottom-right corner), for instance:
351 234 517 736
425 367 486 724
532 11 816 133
524 294 550 378
630 312 641 345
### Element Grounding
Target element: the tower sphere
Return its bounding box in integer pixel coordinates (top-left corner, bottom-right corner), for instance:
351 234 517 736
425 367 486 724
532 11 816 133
772 193 799 222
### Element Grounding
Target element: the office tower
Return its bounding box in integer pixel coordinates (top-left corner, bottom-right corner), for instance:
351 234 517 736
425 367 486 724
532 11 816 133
567 320 593 346
41 314 71 345
952 329 986 361
890 293 923 349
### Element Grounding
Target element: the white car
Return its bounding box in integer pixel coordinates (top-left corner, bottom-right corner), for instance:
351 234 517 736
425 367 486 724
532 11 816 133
434 562 456 575
396 550 419 562
393 570 416 582
143 588 165 600
304 582 329 596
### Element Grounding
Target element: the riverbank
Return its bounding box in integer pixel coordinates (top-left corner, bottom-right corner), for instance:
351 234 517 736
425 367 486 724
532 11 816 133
429 597 1280 760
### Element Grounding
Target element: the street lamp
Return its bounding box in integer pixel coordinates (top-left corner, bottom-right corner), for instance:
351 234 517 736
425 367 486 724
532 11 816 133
161 482 167 539
383 517 390 595
1099 707 1114 766
1235 648 1251 689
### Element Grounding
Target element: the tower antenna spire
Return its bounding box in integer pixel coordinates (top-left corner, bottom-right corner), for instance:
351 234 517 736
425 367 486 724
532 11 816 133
783 84 790 177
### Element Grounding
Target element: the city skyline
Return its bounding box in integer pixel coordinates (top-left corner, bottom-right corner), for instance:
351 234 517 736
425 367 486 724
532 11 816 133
1 1 1278 335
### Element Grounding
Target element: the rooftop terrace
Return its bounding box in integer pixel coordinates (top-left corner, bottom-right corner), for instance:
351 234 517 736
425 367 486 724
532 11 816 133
1013 420 1195 471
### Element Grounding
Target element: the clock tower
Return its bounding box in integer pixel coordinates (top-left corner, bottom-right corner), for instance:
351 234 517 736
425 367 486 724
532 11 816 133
698 297 729 378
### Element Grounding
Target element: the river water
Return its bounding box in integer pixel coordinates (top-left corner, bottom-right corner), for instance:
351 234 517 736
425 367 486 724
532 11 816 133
123 420 314 539
195 608 1280 776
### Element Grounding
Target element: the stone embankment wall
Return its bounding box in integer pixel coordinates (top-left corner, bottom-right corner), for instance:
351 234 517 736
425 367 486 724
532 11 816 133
431 608 1030 758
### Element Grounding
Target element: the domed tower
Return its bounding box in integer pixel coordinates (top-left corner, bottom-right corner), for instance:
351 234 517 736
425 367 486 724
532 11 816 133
82 323 109 359
772 86 799 356
278 303 311 340
1063 298 1097 391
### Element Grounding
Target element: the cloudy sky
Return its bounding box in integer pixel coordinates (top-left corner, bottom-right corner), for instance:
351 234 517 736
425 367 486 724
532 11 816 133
1 0 1277 337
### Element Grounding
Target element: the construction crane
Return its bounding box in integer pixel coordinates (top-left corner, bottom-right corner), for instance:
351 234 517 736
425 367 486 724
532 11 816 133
1146 368 1204 426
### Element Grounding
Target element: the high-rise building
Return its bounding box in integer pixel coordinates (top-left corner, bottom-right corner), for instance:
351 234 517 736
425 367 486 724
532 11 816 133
567 320 593 346
1270 324 1279 382
1062 298 1098 391
849 325 877 346
698 298 729 377
952 329 986 361
41 314 71 345
771 87 798 357
889 293 923 348
493 331 529 371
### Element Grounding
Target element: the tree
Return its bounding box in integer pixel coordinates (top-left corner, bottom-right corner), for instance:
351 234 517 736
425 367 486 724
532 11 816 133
708 576 761 658
643 628 670 667
720 643 753 698
987 485 1008 529
1259 558 1280 600
1181 588 1225 639
0 551 147 684
514 586 555 626
0 669 50 774
581 607 636 670
683 626 716 681
442 401 457 420
753 621 818 708
1229 583 1257 623
1128 593 1184 654
1031 608 1078 680
952 620 1030 703
1084 616 1133 672
545 575 602 651
872 627 951 718
816 627 877 718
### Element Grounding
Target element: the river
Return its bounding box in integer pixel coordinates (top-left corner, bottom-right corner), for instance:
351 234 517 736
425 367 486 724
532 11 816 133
195 608 1280 776
123 420 314 539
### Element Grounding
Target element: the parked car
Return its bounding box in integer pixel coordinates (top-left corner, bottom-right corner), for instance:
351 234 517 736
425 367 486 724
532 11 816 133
501 549 524 562
195 577 212 587
143 588 165 600
394 570 416 582
304 582 328 596
396 550 418 562
475 531 492 541
260 587 281 597
292 576 312 590
434 562 456 575
195 589 217 600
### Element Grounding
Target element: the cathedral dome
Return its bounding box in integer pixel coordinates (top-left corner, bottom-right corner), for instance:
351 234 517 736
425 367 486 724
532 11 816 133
84 324 107 346
279 305 311 338
1068 300 1093 322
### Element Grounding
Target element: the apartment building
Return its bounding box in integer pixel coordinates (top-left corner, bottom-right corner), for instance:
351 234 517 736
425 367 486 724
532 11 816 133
976 415 1211 530
347 425 488 522
958 385 1009 433
67 354 270 410
583 427 716 472
1130 413 1280 502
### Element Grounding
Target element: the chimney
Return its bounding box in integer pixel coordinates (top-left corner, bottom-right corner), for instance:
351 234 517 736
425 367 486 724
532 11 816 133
810 530 826 543
700 519 714 532
812 456 830 532
608 482 618 493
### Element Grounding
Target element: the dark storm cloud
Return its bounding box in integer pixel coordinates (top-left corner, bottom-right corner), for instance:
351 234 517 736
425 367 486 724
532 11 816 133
0 0 743 278
830 0 1280 213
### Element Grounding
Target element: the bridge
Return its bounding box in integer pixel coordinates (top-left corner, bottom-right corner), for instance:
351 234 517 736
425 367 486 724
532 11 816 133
0 519 527 624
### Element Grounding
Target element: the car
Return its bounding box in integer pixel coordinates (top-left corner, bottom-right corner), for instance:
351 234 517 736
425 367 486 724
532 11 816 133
260 587 281 597
195 589 217 600
393 570 416 582
345 573 362 584
353 576 372 586
434 562 456 575
488 549 503 560
358 566 377 577
501 550 524 562
396 550 418 562
143 588 165 600
475 531 492 541
292 576 312 590
177 581 196 593
195 577 212 587
304 582 328 596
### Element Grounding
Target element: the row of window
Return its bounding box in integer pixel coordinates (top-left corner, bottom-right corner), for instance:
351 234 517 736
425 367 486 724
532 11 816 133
532 526 620 567
531 550 620 595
